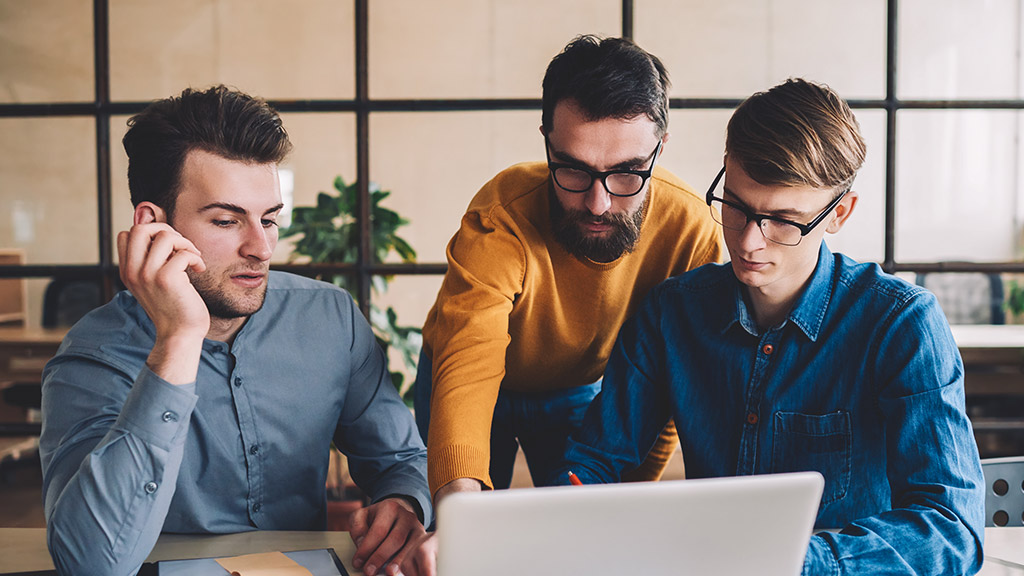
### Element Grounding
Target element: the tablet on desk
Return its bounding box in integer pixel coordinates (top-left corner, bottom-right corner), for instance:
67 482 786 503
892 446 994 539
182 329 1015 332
137 548 348 576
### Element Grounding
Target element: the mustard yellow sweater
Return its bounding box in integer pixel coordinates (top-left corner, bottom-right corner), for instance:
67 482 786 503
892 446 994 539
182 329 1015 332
423 162 723 494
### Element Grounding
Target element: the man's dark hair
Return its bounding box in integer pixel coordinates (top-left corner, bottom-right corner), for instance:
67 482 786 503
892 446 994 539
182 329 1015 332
122 84 292 218
726 78 866 195
542 35 670 137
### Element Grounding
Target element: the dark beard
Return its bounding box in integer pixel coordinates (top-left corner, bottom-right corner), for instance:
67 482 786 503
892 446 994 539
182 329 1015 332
549 190 647 263
188 270 268 319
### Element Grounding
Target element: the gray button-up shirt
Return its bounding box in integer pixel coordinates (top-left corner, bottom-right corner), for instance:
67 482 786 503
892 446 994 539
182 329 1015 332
40 271 429 576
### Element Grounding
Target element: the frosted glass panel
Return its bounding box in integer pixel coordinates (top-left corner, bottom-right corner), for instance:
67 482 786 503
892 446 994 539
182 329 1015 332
896 110 1021 262
370 111 541 263
0 0 94 103
0 117 97 265
369 0 620 99
110 0 355 101
899 0 1023 99
636 0 886 99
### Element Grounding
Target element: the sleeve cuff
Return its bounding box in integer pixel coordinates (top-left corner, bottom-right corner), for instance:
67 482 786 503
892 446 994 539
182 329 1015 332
114 365 198 451
803 534 841 576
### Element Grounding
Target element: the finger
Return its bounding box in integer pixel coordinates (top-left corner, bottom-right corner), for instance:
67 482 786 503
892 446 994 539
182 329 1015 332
139 229 203 284
121 224 181 285
348 506 370 541
364 519 416 576
384 525 427 576
399 535 437 576
353 506 400 575
160 250 206 287
117 231 130 285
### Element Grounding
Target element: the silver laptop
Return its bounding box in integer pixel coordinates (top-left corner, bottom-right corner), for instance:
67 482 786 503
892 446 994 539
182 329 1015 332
437 471 824 576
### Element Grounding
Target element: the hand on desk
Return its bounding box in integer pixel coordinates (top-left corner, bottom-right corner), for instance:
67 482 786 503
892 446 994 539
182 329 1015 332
349 497 425 576
395 476 482 576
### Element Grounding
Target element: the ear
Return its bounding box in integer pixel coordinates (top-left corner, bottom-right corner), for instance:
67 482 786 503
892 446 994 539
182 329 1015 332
825 191 858 234
661 131 670 146
539 124 547 137
134 202 168 226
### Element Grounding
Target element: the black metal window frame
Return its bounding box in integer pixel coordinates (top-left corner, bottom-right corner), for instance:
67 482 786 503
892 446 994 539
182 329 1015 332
2 0 1024 319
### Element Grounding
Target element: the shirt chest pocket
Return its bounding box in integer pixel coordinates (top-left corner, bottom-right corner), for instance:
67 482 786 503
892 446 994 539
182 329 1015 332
771 411 851 506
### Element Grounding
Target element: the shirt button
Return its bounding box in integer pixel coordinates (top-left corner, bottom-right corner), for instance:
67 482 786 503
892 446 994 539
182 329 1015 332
762 344 774 355
253 503 262 513
249 444 260 455
144 481 158 494
161 410 178 423
234 377 242 387
746 412 759 425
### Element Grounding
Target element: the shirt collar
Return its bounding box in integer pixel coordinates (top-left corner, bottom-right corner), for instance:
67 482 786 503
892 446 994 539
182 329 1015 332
786 242 835 342
719 242 835 341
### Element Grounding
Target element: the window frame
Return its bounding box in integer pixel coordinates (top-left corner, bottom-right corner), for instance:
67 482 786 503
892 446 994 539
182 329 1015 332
1 0 1023 318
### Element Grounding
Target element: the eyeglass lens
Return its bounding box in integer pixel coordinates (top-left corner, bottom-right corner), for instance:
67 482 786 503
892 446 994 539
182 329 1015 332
711 201 803 246
554 168 645 196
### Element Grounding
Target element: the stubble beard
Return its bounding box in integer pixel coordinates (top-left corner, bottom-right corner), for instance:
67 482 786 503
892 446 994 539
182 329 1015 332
187 267 268 319
549 190 648 263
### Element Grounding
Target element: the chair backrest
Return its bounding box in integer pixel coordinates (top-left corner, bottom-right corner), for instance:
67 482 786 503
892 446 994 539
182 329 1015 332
981 456 1024 527
42 278 103 328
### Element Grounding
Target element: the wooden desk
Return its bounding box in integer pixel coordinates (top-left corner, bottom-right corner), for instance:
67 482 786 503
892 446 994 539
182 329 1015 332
950 325 1024 402
0 527 1020 575
0 327 67 384
0 529 359 574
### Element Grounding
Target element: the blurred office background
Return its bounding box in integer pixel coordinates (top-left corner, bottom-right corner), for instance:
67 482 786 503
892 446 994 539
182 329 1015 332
1 0 1023 522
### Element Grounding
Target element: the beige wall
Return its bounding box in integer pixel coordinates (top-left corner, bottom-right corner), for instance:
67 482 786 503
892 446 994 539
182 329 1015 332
2 0 1022 332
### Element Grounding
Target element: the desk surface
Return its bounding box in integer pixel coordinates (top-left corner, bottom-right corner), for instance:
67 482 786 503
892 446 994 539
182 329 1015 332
952 325 1024 349
0 327 67 346
1 527 1021 575
0 529 358 574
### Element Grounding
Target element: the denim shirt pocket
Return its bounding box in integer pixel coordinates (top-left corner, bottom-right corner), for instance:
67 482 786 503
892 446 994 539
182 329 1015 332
771 411 851 506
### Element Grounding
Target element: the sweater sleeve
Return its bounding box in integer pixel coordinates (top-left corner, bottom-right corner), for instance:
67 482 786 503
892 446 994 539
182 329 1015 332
426 204 527 495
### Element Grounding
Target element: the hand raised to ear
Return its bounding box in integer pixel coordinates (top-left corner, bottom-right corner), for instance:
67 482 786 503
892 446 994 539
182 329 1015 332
117 202 209 385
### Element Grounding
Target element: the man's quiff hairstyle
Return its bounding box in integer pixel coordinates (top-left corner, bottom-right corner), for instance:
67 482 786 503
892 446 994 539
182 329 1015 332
122 85 292 218
542 35 671 137
726 78 866 195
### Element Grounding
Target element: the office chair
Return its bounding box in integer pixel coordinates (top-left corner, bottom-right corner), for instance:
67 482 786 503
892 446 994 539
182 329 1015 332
41 277 104 329
981 456 1024 527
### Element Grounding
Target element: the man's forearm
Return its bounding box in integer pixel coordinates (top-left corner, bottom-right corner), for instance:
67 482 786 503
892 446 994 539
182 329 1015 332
433 477 484 508
42 366 197 576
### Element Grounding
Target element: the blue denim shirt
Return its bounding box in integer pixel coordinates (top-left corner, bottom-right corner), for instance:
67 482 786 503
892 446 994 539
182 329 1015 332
557 244 985 576
39 272 430 576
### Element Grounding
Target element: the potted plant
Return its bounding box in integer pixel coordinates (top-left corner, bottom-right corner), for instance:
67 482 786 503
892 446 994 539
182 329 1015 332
280 176 421 403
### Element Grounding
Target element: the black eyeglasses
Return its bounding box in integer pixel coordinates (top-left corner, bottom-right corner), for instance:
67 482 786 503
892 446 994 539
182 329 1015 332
705 166 847 247
545 137 662 198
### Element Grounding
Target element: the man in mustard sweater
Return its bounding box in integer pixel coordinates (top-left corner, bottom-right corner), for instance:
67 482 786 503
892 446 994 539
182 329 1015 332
395 34 722 576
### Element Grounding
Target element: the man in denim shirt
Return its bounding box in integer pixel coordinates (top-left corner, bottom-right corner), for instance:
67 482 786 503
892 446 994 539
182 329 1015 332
554 79 985 575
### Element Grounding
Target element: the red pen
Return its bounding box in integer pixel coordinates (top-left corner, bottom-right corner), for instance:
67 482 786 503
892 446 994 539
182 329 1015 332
567 471 583 486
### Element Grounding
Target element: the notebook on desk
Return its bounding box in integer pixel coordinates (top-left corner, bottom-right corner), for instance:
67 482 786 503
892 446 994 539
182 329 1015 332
437 471 824 576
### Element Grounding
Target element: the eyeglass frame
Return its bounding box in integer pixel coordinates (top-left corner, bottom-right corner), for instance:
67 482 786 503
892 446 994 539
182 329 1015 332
704 166 848 246
544 136 663 198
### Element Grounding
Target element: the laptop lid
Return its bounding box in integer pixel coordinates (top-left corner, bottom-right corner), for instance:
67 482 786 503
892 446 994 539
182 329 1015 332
437 471 824 576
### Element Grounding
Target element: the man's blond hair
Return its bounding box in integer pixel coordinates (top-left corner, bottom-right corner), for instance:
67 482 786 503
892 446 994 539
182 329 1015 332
726 78 866 195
